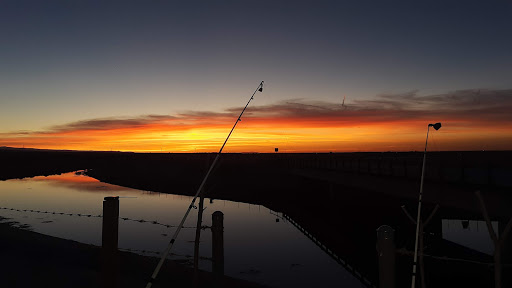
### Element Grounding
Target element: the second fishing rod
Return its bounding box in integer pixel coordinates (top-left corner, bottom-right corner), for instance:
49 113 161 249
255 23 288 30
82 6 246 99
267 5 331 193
145 80 264 288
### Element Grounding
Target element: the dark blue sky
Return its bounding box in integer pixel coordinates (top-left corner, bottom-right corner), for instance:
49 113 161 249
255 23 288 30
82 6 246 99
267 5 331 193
1 0 511 132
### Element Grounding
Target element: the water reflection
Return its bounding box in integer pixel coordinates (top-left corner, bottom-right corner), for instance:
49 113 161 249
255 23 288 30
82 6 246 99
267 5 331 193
442 219 498 255
0 172 363 288
28 171 129 192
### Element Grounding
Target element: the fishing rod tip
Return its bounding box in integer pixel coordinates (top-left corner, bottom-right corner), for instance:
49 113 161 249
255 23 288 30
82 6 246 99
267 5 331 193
258 81 264 92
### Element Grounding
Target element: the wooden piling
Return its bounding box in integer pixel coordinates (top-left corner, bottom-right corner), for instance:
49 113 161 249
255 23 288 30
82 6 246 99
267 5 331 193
102 196 119 288
377 225 395 288
212 211 224 286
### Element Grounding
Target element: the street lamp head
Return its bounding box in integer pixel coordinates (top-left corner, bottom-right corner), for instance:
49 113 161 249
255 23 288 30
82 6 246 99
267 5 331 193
429 122 442 130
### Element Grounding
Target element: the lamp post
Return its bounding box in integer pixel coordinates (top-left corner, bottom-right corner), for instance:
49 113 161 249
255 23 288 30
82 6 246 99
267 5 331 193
411 122 441 288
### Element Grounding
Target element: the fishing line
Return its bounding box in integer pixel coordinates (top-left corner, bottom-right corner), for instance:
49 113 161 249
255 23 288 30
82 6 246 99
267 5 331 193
145 81 264 288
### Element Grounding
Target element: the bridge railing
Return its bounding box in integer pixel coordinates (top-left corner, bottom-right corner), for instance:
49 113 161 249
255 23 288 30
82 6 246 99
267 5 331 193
278 152 512 189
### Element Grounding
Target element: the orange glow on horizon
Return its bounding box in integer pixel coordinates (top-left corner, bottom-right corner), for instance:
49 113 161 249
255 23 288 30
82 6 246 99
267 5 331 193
1 114 511 153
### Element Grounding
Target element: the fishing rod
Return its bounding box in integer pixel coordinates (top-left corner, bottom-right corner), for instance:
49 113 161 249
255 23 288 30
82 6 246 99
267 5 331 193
145 80 264 288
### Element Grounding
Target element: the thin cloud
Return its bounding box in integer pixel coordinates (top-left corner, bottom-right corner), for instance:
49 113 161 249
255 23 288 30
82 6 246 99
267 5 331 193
6 88 512 135
353 89 512 111
235 88 512 124
4 88 512 135
50 115 178 133
1 88 511 151
177 111 234 119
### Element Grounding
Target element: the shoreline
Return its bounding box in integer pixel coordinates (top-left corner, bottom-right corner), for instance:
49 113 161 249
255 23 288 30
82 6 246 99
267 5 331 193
2 149 511 287
0 218 264 288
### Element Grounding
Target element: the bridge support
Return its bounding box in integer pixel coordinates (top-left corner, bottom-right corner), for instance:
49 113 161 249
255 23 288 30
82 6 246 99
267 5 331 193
377 225 395 288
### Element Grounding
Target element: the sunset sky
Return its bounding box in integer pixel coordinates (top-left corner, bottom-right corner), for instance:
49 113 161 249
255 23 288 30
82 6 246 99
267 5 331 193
1 1 511 152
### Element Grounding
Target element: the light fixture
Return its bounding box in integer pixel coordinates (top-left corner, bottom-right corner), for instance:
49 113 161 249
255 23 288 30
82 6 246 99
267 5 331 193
428 122 441 131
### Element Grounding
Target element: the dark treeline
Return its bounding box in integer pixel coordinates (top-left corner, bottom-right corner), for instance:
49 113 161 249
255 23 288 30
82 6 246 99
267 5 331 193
3 147 510 203
0 147 94 180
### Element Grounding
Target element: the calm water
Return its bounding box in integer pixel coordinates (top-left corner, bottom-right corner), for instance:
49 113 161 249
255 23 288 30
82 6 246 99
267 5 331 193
0 172 363 288
442 219 497 255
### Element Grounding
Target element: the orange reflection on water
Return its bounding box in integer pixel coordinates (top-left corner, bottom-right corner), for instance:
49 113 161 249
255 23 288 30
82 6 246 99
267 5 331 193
31 172 129 193
37 173 99 183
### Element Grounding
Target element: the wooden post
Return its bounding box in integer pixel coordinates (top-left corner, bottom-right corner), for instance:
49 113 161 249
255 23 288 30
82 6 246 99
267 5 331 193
377 225 395 288
212 211 224 286
102 196 119 288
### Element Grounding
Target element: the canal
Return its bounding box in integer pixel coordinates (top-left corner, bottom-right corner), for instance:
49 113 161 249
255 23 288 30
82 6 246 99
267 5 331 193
0 171 364 288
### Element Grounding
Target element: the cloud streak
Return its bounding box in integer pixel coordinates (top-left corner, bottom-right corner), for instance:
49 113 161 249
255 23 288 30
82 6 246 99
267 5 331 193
1 89 511 152
50 115 178 133
242 89 512 121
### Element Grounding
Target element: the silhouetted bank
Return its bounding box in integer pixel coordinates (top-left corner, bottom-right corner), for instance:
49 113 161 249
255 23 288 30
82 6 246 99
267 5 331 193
0 147 97 180
1 147 511 287
0 218 264 288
